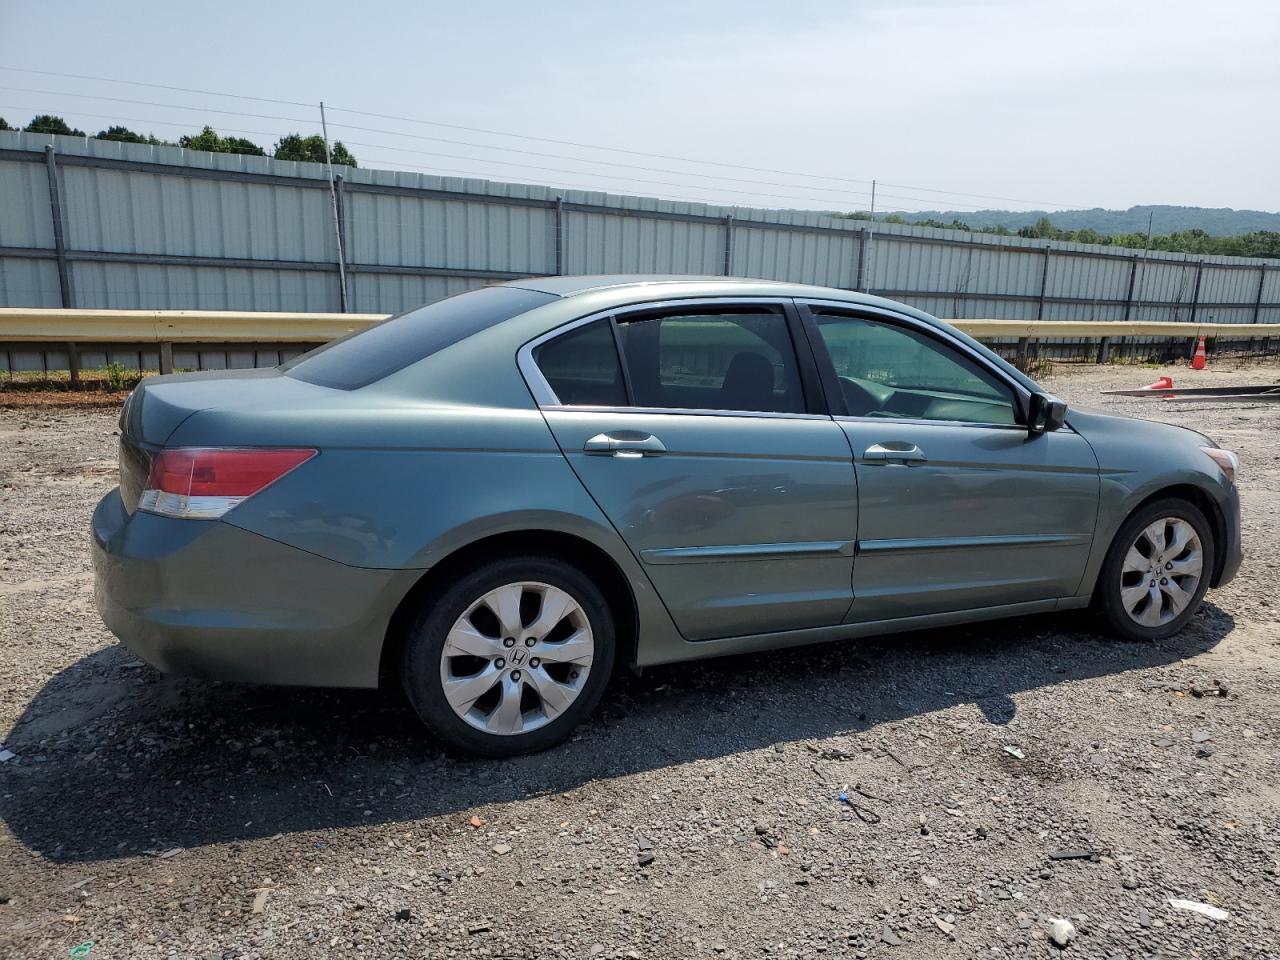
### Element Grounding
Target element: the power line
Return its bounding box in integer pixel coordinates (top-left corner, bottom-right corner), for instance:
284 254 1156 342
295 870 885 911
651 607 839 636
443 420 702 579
0 85 316 126
0 66 313 108
0 83 905 205
327 123 979 209
325 123 880 198
0 91 974 210
322 103 1084 207
0 65 1085 210
0 100 886 211
0 103 288 143
336 138 976 209
347 156 871 212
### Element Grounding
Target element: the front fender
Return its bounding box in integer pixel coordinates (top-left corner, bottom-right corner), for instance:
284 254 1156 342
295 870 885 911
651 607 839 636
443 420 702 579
1070 408 1237 597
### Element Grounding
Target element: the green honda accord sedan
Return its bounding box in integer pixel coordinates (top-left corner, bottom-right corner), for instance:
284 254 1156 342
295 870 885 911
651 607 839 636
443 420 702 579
93 276 1242 756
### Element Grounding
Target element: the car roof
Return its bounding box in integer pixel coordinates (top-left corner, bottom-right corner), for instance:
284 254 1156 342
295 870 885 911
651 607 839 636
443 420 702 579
498 274 963 337
493 275 1040 397
501 274 763 297
502 274 872 303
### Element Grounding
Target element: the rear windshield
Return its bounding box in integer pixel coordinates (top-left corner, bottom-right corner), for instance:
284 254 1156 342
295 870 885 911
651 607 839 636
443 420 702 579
283 286 557 390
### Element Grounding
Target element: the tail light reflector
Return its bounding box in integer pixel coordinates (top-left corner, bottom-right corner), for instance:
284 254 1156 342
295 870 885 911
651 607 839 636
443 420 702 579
139 448 316 519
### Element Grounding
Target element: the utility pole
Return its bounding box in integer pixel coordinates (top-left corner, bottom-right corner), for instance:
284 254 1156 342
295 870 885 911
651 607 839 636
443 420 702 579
863 179 876 294
1133 210 1154 321
320 101 350 312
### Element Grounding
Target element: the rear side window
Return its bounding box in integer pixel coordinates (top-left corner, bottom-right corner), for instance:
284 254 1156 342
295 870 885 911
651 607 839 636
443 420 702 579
284 286 556 390
533 320 627 406
617 308 804 414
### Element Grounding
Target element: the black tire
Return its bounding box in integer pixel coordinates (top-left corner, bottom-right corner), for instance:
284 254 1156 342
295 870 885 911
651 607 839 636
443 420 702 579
1092 497 1215 641
400 555 615 757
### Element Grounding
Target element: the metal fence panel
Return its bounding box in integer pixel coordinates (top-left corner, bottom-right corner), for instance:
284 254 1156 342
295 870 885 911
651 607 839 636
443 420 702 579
69 261 341 311
732 226 858 287
59 165 337 262
870 239 1044 305
563 210 722 275
1044 300 1127 323
0 157 53 248
1199 265 1258 309
0 258 61 307
1197 306 1260 326
1046 251 1130 302
348 273 488 315
1 130 1277 368
346 193 552 273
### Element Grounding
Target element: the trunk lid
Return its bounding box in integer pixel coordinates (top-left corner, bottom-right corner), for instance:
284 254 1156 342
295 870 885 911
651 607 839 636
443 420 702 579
122 368 287 445
116 368 327 513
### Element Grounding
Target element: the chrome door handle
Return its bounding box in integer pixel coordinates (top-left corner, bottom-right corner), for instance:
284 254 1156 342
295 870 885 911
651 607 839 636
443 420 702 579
863 441 926 464
584 431 667 458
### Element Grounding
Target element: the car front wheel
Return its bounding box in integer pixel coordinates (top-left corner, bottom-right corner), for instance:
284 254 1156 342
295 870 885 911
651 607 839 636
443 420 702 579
401 555 615 756
1093 498 1215 641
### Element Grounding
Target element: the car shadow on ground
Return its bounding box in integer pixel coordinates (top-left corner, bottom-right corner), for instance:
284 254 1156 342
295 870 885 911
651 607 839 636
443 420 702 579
0 605 1233 863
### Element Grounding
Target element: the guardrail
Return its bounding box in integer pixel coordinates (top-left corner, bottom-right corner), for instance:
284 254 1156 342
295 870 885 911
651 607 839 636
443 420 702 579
0 308 383 344
0 308 1275 377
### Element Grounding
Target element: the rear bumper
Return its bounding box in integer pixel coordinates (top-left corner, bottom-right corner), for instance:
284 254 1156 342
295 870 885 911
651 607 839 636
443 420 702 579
92 488 419 688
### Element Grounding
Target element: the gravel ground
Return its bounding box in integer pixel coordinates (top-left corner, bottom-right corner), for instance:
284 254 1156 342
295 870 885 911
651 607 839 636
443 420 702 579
1 362 1277 960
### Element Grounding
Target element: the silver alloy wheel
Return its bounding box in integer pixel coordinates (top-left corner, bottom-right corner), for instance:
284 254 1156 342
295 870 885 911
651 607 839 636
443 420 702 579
1119 517 1204 627
439 581 594 736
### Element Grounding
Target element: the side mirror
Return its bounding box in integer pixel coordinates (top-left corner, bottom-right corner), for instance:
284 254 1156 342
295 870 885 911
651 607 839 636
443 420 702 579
1027 392 1068 436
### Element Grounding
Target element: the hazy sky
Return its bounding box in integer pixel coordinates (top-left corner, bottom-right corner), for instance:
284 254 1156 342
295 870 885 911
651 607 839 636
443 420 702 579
1 0 1276 214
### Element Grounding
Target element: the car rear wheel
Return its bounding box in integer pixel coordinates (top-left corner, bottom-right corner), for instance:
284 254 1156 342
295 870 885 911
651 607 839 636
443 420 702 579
401 555 615 757
1093 498 1215 641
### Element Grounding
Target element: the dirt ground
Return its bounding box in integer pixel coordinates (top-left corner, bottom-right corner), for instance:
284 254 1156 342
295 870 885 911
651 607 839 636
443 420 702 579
1 362 1277 960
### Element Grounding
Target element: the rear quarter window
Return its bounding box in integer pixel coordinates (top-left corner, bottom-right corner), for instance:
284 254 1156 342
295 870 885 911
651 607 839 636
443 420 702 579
283 286 556 390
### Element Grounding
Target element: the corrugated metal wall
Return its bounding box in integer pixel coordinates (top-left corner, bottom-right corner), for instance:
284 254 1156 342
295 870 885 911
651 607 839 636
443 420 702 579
1 130 1276 371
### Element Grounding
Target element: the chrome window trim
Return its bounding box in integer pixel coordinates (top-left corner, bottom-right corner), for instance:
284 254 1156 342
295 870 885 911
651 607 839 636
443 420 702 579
834 414 1075 435
833 414 1077 434
835 414 1022 432
543 404 832 422
517 296 816 419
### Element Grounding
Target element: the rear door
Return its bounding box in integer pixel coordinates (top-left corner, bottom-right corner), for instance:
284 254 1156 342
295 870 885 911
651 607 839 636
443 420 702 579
522 299 858 641
800 302 1099 622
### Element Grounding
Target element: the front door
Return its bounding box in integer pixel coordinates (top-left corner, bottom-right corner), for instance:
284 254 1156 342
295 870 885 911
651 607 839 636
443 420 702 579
525 301 858 641
802 305 1099 622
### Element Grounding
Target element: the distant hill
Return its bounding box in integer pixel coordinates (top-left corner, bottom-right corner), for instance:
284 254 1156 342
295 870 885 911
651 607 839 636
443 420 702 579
883 205 1280 237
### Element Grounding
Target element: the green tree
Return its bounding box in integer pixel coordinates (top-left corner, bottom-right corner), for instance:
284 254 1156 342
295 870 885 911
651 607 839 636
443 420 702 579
1017 216 1061 240
178 126 266 156
1237 231 1280 259
24 114 86 137
273 133 357 167
0 117 11 131
96 125 169 145
835 209 1278 260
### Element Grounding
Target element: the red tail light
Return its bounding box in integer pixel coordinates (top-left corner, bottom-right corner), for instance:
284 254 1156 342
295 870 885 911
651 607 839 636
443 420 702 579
140 448 316 519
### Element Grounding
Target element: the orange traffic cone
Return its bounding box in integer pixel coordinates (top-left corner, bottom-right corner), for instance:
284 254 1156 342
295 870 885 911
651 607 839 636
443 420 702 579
1144 376 1174 390
1191 337 1207 370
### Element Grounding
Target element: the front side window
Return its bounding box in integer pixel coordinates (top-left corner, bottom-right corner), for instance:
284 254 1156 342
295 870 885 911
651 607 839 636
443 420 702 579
616 307 804 414
812 310 1017 425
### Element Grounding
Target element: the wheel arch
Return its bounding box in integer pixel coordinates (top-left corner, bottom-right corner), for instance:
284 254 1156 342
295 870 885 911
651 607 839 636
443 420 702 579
378 529 640 687
1103 482 1230 590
